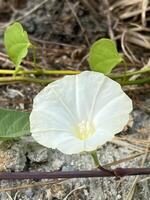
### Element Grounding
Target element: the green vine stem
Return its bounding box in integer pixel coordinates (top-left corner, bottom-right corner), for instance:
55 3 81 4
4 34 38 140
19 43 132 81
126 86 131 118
0 68 149 85
0 67 149 78
90 151 113 175
91 150 101 168
109 67 150 79
118 77 150 85
0 76 53 84
122 60 128 81
0 69 80 75
0 76 149 86
32 45 37 69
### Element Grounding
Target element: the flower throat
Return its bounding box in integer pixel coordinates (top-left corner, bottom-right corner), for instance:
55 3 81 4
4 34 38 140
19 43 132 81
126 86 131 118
74 121 95 140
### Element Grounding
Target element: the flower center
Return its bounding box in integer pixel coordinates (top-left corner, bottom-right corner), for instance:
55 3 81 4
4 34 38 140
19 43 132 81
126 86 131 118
74 121 95 140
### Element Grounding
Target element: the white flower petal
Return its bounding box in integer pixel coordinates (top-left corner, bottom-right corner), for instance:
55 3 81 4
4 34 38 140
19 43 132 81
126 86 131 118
32 131 73 149
32 131 85 154
83 128 115 152
30 109 73 132
56 138 85 154
30 71 133 154
93 93 132 133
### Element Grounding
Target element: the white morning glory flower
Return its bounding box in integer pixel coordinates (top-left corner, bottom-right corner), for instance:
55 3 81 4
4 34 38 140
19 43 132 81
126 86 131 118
30 71 133 154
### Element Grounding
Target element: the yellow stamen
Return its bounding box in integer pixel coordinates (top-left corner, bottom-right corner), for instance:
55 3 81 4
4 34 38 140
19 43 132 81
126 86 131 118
74 121 95 140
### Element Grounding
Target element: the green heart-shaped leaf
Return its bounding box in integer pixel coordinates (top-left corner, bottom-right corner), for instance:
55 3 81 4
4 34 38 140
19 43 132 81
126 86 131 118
0 108 30 139
88 38 123 74
4 22 31 69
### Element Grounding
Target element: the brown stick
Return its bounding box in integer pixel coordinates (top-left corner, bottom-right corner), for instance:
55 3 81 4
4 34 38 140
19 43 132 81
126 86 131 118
0 168 150 180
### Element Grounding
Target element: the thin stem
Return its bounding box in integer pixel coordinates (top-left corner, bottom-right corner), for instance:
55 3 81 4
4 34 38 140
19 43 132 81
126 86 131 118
91 151 113 175
0 69 80 75
122 59 128 81
0 76 149 85
91 150 101 168
0 76 54 84
118 77 150 85
32 45 37 69
0 168 150 180
109 67 150 79
0 67 149 78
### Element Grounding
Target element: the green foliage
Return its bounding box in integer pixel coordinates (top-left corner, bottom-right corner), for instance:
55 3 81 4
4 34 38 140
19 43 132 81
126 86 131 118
0 108 30 139
4 22 31 71
88 38 123 74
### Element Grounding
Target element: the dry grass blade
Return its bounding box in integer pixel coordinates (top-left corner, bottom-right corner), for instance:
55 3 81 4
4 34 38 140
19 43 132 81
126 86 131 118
5 193 13 200
126 31 150 49
110 0 142 11
141 0 149 26
66 0 90 46
123 40 140 63
0 179 67 192
103 0 114 39
138 176 150 182
121 30 135 62
63 185 86 200
5 191 20 200
120 7 150 20
126 136 150 200
104 152 147 168
115 135 150 147
112 137 146 152
110 0 150 64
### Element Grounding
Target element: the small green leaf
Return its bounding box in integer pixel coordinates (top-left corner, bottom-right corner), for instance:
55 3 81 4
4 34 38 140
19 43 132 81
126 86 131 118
0 108 30 139
4 22 31 69
88 38 123 74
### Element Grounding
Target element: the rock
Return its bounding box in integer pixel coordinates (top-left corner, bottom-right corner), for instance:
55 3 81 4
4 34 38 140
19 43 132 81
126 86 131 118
27 143 48 164
0 141 26 172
